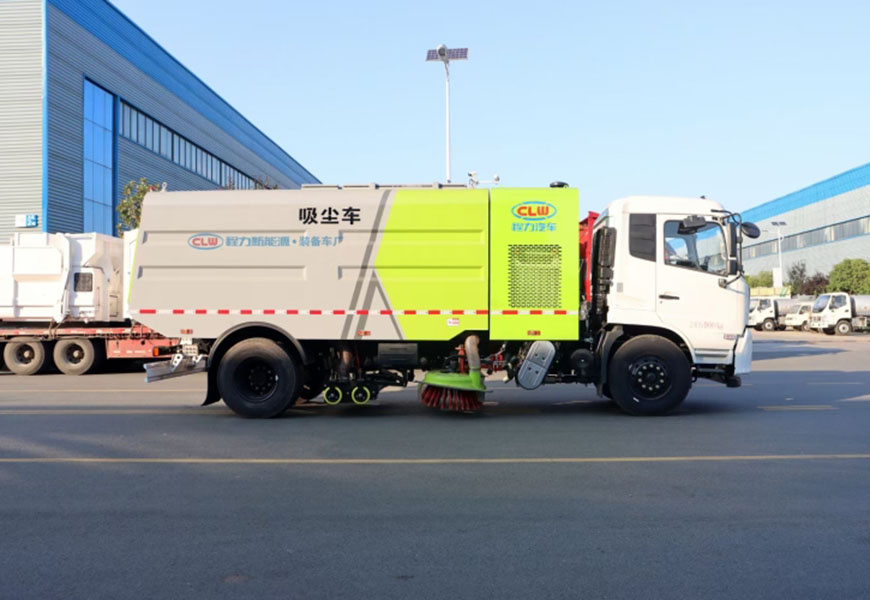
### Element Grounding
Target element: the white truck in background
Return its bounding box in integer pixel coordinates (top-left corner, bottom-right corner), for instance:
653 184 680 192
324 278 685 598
0 232 173 375
809 293 870 335
747 297 786 331
783 302 813 332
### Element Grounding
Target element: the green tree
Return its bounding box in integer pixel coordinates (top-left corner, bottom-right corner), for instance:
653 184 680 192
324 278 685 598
787 261 807 292
828 258 870 294
117 178 159 234
804 272 829 295
746 270 773 288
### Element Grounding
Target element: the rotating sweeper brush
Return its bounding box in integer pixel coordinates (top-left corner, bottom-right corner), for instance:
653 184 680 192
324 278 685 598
419 336 486 412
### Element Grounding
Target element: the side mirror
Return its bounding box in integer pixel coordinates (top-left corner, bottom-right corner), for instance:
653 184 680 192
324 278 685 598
678 215 706 234
741 222 761 239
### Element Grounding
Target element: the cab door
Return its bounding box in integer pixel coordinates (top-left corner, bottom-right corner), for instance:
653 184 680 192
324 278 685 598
655 215 737 362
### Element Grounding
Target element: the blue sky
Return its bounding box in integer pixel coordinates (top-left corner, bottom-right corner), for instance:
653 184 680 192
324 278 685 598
112 0 870 213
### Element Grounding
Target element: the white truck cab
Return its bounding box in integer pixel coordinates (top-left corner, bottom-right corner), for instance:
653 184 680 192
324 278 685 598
747 297 779 331
810 293 870 335
783 302 813 331
595 196 753 382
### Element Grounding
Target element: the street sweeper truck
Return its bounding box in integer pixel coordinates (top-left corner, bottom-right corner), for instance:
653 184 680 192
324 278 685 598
130 183 759 417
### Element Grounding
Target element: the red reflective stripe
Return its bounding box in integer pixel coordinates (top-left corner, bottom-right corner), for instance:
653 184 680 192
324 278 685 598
139 309 156 314
240 309 252 315
555 310 567 315
333 310 346 315
356 310 369 315
452 310 464 315
286 309 299 315
218 309 230 315
310 310 322 315
476 309 489 315
172 309 184 315
195 309 207 315
263 309 275 315
501 310 518 315
427 310 440 315
402 310 416 315
381 310 394 315
530 310 542 315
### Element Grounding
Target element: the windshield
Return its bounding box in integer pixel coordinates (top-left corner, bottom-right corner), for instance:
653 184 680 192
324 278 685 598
749 299 759 312
799 305 811 314
812 295 830 313
664 221 728 275
787 305 801 314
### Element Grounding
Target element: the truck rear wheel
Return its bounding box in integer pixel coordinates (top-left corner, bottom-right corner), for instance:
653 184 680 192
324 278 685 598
835 320 853 336
3 339 47 376
217 337 300 418
53 338 97 375
608 335 691 416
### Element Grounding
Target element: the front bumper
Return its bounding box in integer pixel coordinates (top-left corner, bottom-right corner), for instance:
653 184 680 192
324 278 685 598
733 328 752 375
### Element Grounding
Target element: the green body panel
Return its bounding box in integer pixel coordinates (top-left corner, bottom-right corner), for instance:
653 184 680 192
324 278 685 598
489 188 580 340
375 189 489 340
422 370 486 391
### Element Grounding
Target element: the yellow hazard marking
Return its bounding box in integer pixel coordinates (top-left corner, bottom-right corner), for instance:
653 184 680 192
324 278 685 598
1 454 869 465
760 405 837 411
840 395 870 402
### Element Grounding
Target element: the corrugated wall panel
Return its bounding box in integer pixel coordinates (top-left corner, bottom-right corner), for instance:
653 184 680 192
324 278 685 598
46 5 313 234
0 0 43 242
117 138 219 195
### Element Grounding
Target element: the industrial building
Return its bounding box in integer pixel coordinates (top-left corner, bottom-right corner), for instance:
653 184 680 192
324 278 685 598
0 0 318 241
741 163 870 276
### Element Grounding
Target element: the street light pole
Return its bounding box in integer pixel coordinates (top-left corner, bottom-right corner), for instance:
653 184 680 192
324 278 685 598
771 220 787 288
444 60 451 183
426 45 468 184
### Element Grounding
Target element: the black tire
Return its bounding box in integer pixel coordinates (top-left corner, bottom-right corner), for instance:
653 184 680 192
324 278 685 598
801 322 811 332
823 328 836 336
53 338 97 375
835 320 853 336
762 319 776 332
217 337 300 418
608 335 691 416
3 339 46 376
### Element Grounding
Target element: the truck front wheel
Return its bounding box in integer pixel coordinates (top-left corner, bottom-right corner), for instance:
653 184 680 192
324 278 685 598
762 319 776 332
608 335 691 416
217 337 300 418
835 320 853 336
3 339 47 376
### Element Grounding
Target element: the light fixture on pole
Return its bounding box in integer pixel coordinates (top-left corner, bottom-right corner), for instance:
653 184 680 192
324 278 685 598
426 44 468 183
770 220 787 288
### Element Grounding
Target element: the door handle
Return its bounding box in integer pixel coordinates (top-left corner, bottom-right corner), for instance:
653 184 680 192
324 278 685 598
658 294 680 300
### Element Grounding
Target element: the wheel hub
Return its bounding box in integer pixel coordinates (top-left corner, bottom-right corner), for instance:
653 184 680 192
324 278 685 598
16 346 34 363
237 359 278 401
628 357 672 401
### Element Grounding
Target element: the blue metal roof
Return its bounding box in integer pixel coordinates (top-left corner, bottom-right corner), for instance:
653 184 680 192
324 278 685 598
742 162 870 224
47 0 319 185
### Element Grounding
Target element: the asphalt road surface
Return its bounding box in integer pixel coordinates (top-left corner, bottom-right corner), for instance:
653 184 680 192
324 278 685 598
1 331 869 599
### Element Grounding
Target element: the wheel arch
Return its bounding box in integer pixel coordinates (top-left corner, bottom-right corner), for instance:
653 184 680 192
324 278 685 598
203 322 309 406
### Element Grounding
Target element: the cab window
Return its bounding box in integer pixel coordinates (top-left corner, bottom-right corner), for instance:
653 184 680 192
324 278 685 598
663 221 728 275
831 295 847 309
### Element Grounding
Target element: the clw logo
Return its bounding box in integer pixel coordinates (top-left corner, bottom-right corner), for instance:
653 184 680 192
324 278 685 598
188 233 223 250
512 201 557 221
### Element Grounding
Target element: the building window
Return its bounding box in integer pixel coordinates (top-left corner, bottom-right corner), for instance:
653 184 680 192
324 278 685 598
83 80 114 235
117 100 266 190
743 214 870 261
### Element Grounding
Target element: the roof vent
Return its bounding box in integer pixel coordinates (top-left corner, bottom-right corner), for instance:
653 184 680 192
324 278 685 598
549 181 569 188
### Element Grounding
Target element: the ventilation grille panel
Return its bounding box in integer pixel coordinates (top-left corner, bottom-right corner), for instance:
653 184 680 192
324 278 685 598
508 245 562 308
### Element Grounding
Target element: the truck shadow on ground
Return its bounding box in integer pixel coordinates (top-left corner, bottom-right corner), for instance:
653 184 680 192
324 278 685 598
751 341 844 361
